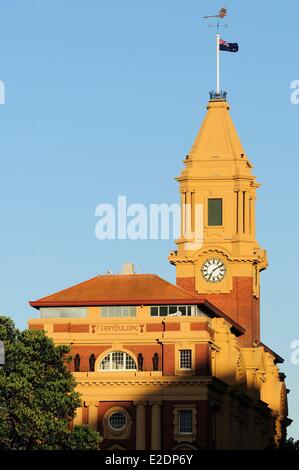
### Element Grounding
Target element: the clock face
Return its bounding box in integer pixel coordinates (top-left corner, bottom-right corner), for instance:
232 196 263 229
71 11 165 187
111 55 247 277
201 258 226 283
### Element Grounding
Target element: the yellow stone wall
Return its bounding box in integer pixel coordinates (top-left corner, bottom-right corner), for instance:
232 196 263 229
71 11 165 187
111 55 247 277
169 99 268 295
28 310 288 449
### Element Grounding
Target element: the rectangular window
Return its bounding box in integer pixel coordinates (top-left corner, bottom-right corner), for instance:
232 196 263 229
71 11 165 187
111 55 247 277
40 307 87 319
101 306 136 317
178 410 193 434
151 307 159 317
178 306 186 316
169 306 178 315
208 198 223 226
179 349 192 370
159 306 168 317
150 306 198 317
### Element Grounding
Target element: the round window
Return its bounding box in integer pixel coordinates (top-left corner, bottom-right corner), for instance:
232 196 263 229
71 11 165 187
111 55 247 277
108 411 127 431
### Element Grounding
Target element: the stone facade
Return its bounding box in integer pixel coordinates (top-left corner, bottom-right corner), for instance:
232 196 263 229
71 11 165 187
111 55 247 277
29 310 288 449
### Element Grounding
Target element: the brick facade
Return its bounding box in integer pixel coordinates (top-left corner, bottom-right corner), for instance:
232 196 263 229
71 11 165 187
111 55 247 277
195 344 210 375
177 276 260 346
68 345 111 372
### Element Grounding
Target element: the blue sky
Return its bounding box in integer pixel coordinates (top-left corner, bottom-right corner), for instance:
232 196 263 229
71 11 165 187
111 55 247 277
0 1 298 439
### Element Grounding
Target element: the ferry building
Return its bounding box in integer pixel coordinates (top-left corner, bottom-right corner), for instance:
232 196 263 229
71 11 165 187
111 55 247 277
28 93 290 450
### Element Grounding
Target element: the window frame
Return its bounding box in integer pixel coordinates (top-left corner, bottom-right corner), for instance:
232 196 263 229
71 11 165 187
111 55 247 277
108 411 127 431
101 306 137 318
103 406 132 439
99 351 137 371
150 305 197 317
173 405 197 443
179 349 192 370
207 198 223 227
178 410 193 435
40 307 87 319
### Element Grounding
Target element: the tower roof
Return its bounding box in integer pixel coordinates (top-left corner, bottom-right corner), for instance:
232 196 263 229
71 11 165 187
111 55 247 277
189 99 248 163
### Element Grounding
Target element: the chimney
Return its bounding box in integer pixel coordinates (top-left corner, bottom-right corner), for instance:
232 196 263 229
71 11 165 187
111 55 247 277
121 262 135 275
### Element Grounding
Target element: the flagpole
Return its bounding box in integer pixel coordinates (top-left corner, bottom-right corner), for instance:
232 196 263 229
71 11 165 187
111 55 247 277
216 33 220 95
203 7 229 99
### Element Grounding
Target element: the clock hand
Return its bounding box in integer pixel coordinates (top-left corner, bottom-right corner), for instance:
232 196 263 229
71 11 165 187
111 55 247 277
208 264 223 280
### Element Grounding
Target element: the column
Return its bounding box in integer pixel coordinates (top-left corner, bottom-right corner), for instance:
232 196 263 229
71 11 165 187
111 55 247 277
185 191 192 240
151 402 162 450
217 394 230 449
181 192 186 239
235 190 239 234
191 192 195 234
134 402 147 450
249 196 253 234
246 406 255 450
250 195 256 237
237 190 243 235
87 402 99 430
73 407 83 426
244 191 250 235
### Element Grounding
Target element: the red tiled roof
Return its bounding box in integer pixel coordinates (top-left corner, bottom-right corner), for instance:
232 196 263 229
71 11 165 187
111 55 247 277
29 274 201 307
29 273 245 336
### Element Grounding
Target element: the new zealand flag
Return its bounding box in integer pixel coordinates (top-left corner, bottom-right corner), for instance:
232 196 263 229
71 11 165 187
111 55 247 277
219 39 239 53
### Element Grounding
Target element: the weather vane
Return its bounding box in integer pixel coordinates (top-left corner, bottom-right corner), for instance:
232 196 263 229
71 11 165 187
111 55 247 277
203 6 228 33
203 7 239 99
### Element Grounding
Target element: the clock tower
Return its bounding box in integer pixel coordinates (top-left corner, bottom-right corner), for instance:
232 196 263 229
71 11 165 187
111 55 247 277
169 94 268 346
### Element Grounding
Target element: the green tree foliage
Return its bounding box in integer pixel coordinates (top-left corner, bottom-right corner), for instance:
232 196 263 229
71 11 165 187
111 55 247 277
0 316 101 449
279 437 299 451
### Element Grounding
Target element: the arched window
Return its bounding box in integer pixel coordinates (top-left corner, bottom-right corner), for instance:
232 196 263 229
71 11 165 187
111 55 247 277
99 351 137 371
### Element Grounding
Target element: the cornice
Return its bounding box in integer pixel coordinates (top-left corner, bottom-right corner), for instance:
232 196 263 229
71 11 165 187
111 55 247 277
75 375 223 389
170 246 267 265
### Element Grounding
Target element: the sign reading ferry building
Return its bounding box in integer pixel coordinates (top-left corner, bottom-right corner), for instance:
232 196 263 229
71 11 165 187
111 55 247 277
28 93 289 450
96 324 141 334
